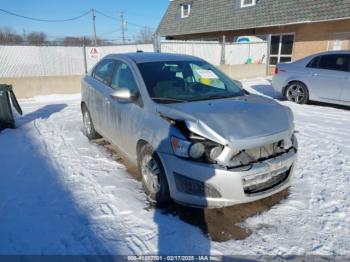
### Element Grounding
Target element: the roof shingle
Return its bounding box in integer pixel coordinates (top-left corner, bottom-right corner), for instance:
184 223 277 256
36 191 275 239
157 0 350 36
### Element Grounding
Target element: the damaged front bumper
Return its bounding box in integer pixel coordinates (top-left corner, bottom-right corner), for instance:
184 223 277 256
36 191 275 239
158 148 297 208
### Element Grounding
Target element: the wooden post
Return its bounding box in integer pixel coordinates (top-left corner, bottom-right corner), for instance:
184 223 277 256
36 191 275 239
220 35 226 65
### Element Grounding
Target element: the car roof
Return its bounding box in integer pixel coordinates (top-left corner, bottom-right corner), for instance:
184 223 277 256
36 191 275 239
308 50 350 57
105 52 204 63
289 50 350 66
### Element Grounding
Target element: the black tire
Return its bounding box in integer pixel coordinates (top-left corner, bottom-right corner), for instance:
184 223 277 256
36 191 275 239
82 104 101 140
138 144 170 205
285 82 309 104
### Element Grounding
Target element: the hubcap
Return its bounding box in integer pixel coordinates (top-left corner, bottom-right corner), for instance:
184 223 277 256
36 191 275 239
141 154 161 194
83 111 92 135
286 84 305 103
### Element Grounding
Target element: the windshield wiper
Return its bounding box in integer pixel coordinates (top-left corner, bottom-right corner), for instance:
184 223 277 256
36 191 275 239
151 97 188 103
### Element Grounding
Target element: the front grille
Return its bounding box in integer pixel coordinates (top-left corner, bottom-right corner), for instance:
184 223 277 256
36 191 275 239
229 140 287 167
174 172 221 198
243 167 291 195
245 141 285 160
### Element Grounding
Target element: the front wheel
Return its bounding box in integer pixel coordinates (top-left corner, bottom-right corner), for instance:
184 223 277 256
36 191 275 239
285 82 309 104
138 144 170 205
82 105 101 140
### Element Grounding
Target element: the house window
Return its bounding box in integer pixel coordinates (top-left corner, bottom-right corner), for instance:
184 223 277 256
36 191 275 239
241 0 256 8
269 34 294 65
181 3 191 18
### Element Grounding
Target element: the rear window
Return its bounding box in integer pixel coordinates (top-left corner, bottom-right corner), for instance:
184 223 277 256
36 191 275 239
307 56 321 68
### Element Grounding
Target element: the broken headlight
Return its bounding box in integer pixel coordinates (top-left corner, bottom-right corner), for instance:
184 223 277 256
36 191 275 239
171 136 224 163
189 142 206 159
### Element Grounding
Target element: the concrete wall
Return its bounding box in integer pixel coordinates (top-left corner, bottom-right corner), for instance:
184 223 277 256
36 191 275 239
2 64 266 98
1 75 82 98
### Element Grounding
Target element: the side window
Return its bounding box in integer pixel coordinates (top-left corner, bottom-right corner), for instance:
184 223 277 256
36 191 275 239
307 56 321 68
241 0 256 8
181 3 191 18
319 54 350 72
111 62 138 95
93 60 115 85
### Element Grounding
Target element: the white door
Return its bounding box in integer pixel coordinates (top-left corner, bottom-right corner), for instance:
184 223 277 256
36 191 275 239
307 54 348 102
89 59 116 133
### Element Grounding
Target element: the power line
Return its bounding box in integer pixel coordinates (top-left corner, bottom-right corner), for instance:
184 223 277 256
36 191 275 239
94 10 119 21
0 8 91 22
95 9 154 29
0 8 154 29
128 22 152 29
100 29 121 36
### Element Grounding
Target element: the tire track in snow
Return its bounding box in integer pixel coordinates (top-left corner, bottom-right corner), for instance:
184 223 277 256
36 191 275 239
32 102 155 255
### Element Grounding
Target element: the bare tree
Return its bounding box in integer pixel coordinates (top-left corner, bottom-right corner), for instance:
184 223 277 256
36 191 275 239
0 27 24 45
60 36 113 46
135 27 154 44
0 27 115 46
63 36 83 46
26 32 47 45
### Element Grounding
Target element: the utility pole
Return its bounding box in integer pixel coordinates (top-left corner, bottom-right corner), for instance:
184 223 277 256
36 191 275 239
22 29 26 45
92 9 97 46
82 36 88 74
120 12 126 44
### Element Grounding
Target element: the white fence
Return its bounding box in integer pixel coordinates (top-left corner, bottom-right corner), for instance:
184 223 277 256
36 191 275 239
161 41 223 66
0 46 84 78
0 44 154 78
0 41 267 78
225 42 267 65
160 40 267 66
85 44 153 72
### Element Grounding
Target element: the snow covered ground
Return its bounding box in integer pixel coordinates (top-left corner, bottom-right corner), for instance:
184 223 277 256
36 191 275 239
0 78 349 258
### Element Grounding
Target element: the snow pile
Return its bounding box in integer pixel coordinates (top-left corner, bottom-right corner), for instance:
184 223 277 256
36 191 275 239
0 78 349 257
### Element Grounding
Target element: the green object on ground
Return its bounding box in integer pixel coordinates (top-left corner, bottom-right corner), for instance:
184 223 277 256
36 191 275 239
0 84 22 132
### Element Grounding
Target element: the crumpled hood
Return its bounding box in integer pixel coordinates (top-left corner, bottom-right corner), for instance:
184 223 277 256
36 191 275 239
157 94 294 148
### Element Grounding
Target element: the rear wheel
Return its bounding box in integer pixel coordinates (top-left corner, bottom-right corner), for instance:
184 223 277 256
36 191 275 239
82 105 101 140
285 82 309 104
138 144 170 205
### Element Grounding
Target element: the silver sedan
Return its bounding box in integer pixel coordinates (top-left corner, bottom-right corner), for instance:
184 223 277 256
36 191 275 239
272 51 350 105
81 52 297 208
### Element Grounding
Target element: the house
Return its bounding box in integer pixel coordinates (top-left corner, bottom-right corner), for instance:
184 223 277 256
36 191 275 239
157 0 350 66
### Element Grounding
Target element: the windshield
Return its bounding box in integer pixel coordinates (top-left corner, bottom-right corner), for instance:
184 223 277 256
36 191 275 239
137 60 244 103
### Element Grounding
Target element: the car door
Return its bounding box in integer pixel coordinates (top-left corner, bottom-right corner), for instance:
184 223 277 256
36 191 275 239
105 60 144 157
89 59 116 135
339 54 350 102
307 54 348 101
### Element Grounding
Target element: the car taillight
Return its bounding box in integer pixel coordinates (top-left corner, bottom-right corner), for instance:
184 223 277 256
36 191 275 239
274 67 279 74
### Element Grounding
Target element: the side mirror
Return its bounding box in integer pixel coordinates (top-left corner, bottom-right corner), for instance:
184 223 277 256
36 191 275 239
110 88 135 102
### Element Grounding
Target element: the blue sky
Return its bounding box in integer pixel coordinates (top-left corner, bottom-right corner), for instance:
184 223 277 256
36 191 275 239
0 0 169 41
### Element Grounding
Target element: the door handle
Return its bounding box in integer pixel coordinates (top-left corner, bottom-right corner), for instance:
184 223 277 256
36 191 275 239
105 98 110 104
311 72 319 77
